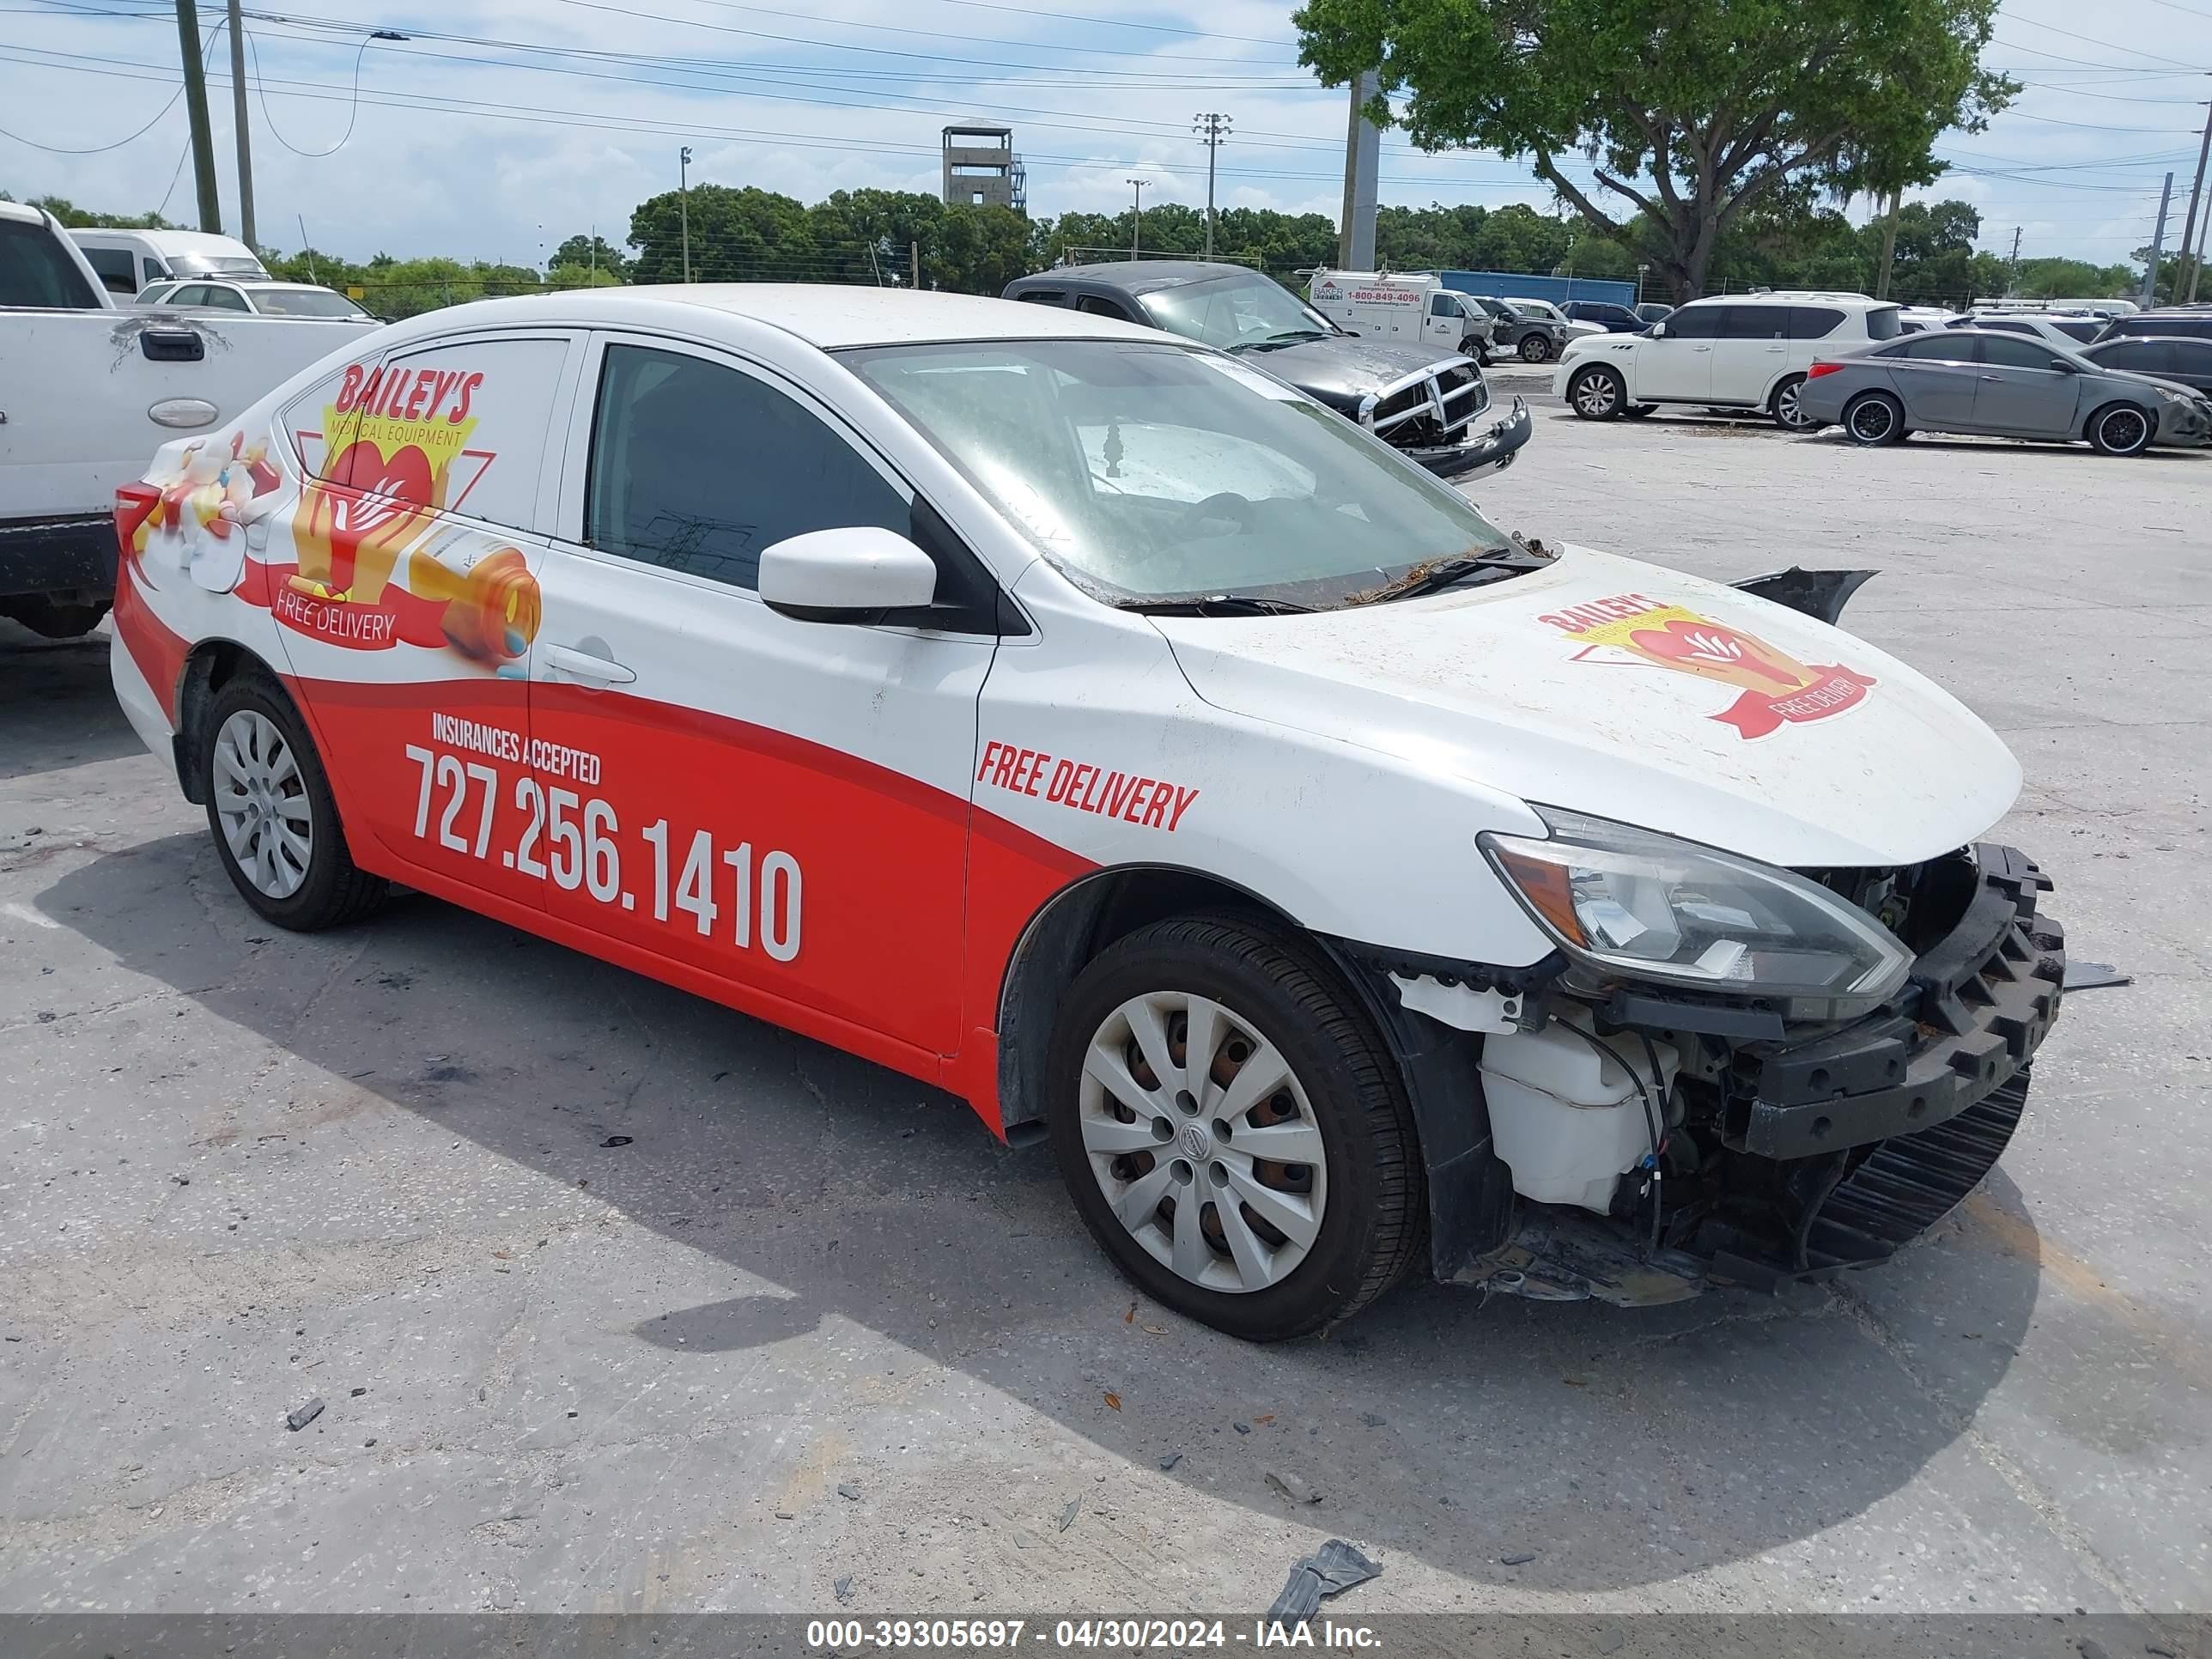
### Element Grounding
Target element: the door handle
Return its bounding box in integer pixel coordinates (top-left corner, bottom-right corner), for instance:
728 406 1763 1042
1979 374 2004 381
544 643 635 684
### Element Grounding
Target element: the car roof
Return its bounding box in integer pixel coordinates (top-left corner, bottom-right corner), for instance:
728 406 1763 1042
70 228 255 256
2085 332 2210 346
0 200 46 228
1680 292 1889 309
1009 260 1266 296
368 283 1166 350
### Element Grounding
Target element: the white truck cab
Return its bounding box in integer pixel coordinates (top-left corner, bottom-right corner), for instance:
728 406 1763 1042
107 285 2062 1339
1307 270 1495 360
69 228 271 300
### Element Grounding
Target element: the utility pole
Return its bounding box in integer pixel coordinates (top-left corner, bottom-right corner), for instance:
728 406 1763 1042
173 0 222 234
1193 112 1231 259
2191 198 2210 302
223 0 254 247
679 145 693 283
1874 190 1902 301
1127 178 1146 256
2141 173 2173 308
2176 92 2212 307
1337 70 1381 270
910 240 921 289
2008 225 2021 295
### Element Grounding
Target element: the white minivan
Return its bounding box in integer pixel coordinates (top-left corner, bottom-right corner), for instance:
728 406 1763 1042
1554 294 1903 429
1306 270 1496 359
68 228 271 299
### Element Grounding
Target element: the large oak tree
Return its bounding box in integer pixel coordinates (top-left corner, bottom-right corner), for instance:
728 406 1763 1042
1295 0 2015 299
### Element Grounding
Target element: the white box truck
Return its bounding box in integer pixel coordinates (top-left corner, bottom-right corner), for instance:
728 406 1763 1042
1307 270 1498 362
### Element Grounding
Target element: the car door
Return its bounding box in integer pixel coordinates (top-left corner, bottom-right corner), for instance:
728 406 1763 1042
1969 334 2082 436
2161 340 2212 392
1882 332 1981 426
267 330 580 912
529 333 1000 1059
1424 291 1462 350
1710 305 1786 403
1638 302 1719 399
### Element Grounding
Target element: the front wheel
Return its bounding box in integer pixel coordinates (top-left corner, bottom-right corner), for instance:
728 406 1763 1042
1569 365 1626 421
200 671 387 930
1045 916 1425 1341
2087 401 2154 456
1518 332 1553 364
1842 390 1905 446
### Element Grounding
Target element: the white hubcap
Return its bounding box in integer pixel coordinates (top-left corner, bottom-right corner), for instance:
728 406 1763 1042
1079 991 1328 1294
212 709 313 899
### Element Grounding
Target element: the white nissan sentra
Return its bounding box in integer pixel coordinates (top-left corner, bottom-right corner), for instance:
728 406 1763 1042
109 287 2063 1340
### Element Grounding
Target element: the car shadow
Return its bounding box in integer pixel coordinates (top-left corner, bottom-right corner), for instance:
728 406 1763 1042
0 621 144 781
36 817 2051 1593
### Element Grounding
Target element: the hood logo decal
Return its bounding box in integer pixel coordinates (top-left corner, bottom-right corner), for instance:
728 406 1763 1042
1539 592 1877 741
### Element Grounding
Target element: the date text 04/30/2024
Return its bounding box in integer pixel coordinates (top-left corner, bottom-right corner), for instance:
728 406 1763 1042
803 1618 1383 1650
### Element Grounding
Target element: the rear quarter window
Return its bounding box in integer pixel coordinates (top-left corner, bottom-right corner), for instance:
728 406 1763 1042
1863 306 1901 341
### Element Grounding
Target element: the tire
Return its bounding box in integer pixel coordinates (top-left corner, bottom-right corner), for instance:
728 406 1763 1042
199 670 386 930
1842 390 1905 446
1568 365 1626 421
2087 401 2154 456
1518 332 1553 364
1044 915 1425 1341
1622 404 1659 419
1771 374 1820 431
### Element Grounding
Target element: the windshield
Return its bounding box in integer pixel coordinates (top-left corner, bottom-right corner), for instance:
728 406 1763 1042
839 338 1514 611
1133 272 1335 351
254 287 368 318
170 254 270 279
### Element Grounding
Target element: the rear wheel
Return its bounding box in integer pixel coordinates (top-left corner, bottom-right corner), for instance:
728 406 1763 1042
1842 390 1905 446
1771 374 1820 431
2087 401 2153 456
200 671 386 930
1568 365 1626 421
1045 916 1424 1341
1518 332 1553 364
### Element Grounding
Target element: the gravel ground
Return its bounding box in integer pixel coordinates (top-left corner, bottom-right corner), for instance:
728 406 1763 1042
1 402 2206 1632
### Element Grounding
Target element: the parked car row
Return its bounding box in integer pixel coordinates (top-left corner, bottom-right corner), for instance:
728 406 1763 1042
1555 289 2212 456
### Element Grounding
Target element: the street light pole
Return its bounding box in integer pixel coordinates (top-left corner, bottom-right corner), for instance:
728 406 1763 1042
1127 178 1146 257
1193 112 1231 260
679 145 693 283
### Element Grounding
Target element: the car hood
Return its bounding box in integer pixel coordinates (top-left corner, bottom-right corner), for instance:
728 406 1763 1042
1152 544 2021 869
1231 335 1460 405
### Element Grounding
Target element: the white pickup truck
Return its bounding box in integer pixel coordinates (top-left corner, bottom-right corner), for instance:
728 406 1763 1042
1 202 372 638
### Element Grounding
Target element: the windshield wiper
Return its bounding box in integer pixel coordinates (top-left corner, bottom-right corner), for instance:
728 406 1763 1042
1234 328 1333 352
1342 539 1553 606
1113 593 1318 617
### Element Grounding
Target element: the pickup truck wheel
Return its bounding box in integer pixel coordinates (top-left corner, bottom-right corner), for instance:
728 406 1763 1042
1518 333 1553 363
2087 401 2153 456
1842 391 1905 446
1568 366 1626 421
1771 374 1820 430
1 596 110 639
1045 915 1424 1341
201 672 386 930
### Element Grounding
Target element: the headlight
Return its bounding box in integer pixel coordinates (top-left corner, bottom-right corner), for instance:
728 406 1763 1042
1480 808 1912 1012
2154 386 2188 406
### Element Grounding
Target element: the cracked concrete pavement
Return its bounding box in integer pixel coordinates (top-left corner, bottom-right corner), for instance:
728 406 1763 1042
0 404 2206 1630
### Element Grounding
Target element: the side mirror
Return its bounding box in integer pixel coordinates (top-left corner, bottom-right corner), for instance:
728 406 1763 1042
1648 321 1668 339
758 526 937 623
2049 356 2077 374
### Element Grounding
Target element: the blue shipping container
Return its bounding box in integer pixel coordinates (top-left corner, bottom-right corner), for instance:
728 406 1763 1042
1436 270 1637 308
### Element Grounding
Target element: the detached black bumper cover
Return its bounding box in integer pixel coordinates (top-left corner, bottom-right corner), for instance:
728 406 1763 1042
1739 843 2063 1161
1411 397 1533 480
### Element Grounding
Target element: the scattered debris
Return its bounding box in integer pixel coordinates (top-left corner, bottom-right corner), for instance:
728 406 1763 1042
773 1509 795 1521
834 1576 854 1604
1597 1632 1624 1654
566 1410 578 1419
1158 1452 1183 1472
1123 1304 1135 1323
1057 1498 1080 1533
1252 1413 1275 1425
1265 1538 1381 1622
1500 1552 1536 1566
601 1134 633 1147
2145 1642 2179 1657
2077 1640 2109 1659
285 1398 325 1432
1103 1392 1121 1412
349 1388 367 1398
171 1176 189 1186
363 1438 377 1449
492 1249 512 1260
836 1482 861 1502
2063 962 2132 993
1232 1421 1251 1436
1360 1413 1386 1428
1264 1470 1323 1506
1013 1531 1039 1551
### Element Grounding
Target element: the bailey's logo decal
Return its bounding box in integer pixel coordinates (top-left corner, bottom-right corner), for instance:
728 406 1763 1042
1539 592 1876 740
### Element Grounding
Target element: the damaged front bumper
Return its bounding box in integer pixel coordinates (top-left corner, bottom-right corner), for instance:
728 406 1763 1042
1407 397 1534 481
1459 842 2065 1306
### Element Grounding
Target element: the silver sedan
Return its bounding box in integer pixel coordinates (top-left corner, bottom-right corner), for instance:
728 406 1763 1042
1794 327 2210 455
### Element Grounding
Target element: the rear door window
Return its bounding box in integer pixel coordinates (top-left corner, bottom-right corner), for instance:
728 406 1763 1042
199 285 252 313
356 337 575 532
1076 295 1137 323
1716 307 1788 340
2093 340 2166 374
1897 334 1975 362
1012 289 1066 307
1790 306 1845 340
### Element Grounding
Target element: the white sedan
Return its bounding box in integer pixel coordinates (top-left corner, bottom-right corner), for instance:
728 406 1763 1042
136 277 379 324
108 285 2064 1338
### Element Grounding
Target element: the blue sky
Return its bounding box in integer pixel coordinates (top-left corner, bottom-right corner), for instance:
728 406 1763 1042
3 0 2207 271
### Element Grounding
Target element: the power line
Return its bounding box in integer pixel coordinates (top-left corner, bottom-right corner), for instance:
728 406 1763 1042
1997 12 2212 70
